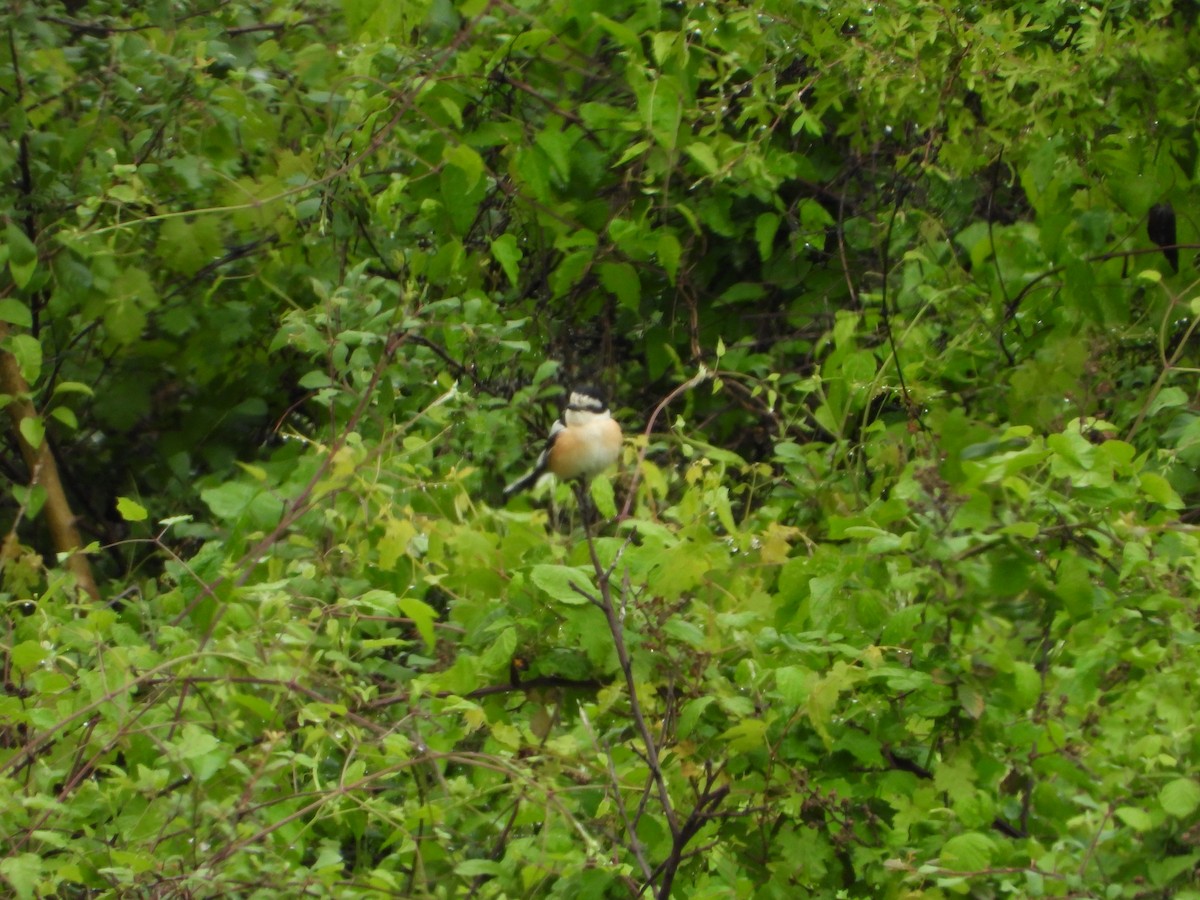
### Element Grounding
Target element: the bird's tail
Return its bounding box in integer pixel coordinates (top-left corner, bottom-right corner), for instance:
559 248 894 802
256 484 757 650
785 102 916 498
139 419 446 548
503 465 544 499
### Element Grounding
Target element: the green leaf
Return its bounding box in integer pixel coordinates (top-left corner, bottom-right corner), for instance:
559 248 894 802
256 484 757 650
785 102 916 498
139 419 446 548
1114 806 1155 831
480 625 518 673
677 696 714 738
10 640 47 674
444 143 484 192
200 481 284 528
177 724 220 759
641 73 683 149
590 475 616 518
530 564 595 606
398 596 438 652
684 141 719 175
598 261 640 310
1140 472 1183 508
658 231 681 285
1159 778 1200 818
661 616 704 647
158 215 223 276
591 13 641 50
1054 555 1093 619
490 234 523 289
12 484 46 518
721 718 767 751
48 406 77 430
8 333 41 384
0 298 32 328
775 665 810 706
116 496 149 522
6 223 37 289
614 139 651 167
456 859 503 877
755 212 781 262
51 381 95 397
535 126 573 182
1149 386 1188 416
939 832 995 871
0 852 42 900
548 250 591 297
18 416 43 450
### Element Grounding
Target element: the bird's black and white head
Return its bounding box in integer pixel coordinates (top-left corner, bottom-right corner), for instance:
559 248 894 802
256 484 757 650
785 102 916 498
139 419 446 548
564 386 609 426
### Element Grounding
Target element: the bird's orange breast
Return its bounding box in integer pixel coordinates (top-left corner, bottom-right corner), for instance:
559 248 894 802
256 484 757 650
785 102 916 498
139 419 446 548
547 417 622 480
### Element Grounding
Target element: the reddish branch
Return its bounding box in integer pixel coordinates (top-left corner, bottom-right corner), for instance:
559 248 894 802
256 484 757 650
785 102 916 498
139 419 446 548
575 466 730 899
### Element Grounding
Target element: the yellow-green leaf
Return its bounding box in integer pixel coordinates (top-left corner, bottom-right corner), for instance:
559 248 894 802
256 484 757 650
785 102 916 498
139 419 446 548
530 564 594 606
18 415 43 450
116 496 148 522
398 596 438 652
1160 778 1200 818
658 231 681 285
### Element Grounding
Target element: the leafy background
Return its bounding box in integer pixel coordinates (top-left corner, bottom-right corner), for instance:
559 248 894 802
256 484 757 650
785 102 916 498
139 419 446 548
2 0 1199 896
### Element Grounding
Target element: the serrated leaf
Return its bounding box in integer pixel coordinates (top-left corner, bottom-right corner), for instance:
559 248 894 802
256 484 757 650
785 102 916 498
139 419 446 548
590 475 616 518
0 853 43 899
177 724 220 759
775 665 810 706
158 215 223 276
530 564 595 605
548 250 591 297
598 261 640 310
940 832 995 871
720 718 767 751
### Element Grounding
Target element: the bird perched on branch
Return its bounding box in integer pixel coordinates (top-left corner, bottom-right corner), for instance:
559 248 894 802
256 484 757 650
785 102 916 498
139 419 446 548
503 386 622 498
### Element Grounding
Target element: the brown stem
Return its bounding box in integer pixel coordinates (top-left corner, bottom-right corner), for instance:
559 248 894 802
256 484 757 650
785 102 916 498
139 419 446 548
0 326 99 600
575 480 730 898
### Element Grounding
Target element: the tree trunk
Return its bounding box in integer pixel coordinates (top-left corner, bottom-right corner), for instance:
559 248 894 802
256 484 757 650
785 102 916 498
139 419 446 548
0 332 99 600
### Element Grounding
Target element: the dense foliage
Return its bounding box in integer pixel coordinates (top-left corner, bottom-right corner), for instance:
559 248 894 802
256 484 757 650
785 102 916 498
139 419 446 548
2 0 1199 896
